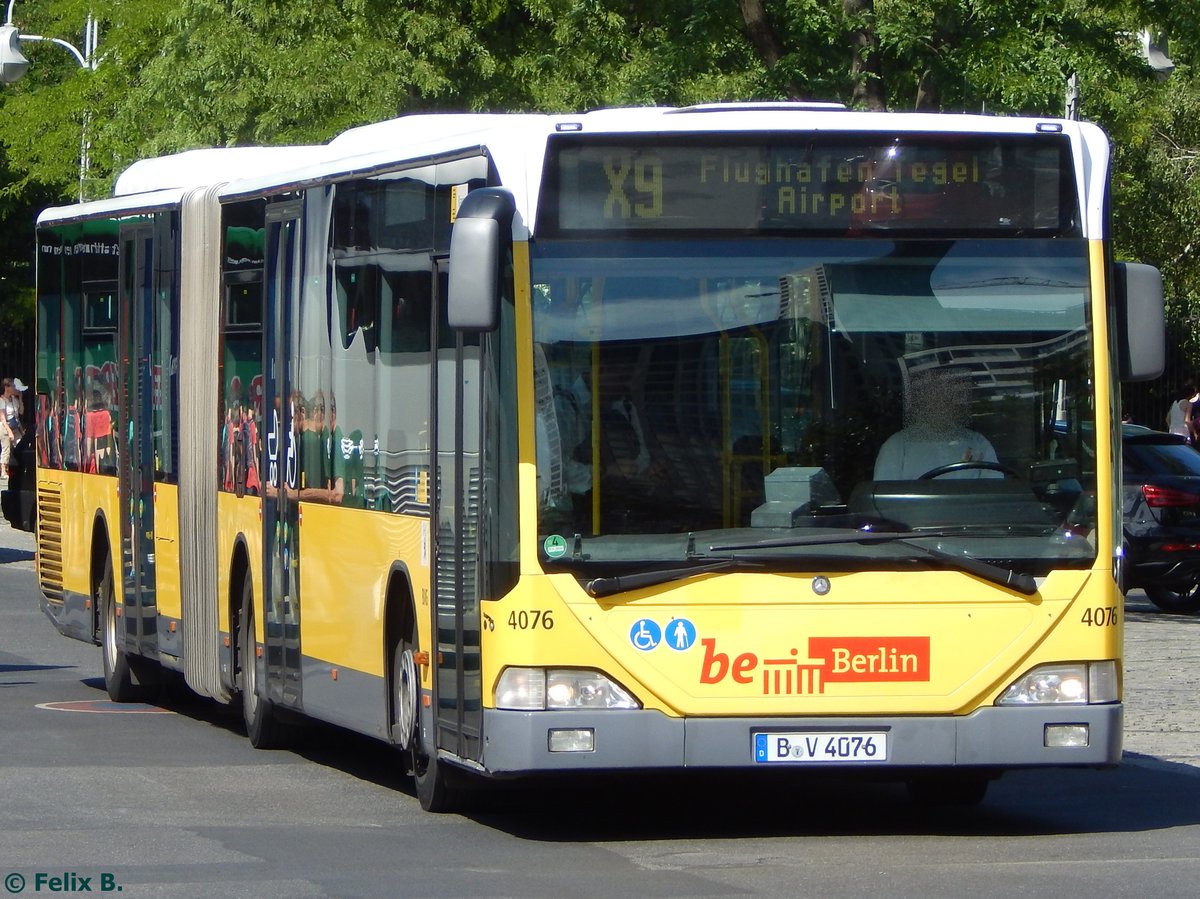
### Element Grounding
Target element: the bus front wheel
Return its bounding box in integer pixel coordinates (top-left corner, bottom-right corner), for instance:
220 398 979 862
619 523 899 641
392 637 463 813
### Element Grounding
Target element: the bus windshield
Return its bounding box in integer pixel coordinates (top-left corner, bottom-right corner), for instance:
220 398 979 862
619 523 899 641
530 236 1096 577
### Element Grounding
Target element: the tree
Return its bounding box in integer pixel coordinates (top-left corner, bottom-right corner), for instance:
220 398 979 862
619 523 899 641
1 0 1199 394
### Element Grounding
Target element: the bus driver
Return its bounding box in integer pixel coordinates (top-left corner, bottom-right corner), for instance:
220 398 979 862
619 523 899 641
873 369 1001 480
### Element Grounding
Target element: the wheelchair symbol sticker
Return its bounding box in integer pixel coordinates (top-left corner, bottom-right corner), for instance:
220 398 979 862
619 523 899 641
630 619 661 651
666 618 697 651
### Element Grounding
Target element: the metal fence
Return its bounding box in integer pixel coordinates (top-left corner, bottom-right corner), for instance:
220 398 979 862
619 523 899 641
1121 319 1195 431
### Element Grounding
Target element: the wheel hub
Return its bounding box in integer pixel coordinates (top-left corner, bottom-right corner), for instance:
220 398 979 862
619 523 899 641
395 648 418 750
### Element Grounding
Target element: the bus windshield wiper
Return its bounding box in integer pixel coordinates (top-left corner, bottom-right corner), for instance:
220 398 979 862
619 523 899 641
584 560 746 598
706 530 1038 596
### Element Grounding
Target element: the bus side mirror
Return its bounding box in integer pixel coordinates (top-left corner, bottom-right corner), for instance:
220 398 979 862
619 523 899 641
447 188 516 332
1114 262 1165 382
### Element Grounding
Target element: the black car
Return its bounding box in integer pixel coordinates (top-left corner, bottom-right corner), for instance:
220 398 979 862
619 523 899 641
1 432 35 533
1122 425 1200 612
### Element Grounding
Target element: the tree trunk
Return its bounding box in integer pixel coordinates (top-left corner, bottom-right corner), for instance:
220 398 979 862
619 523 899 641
843 0 886 110
738 0 805 100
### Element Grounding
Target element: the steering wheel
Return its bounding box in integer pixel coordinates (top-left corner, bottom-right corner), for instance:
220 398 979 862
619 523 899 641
917 461 1018 480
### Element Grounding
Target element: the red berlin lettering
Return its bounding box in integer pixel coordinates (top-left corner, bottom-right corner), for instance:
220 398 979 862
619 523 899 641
698 636 930 693
809 636 929 682
699 638 757 683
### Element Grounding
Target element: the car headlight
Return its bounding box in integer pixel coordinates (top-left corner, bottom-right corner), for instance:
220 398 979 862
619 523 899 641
496 667 640 710
997 661 1118 705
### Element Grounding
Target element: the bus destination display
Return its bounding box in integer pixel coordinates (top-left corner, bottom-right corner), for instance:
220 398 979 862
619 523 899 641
545 137 1077 236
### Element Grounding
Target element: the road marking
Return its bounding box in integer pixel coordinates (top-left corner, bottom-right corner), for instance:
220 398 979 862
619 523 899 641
36 700 175 714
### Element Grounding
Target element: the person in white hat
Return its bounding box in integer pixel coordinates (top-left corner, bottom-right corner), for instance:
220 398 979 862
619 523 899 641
1 376 27 478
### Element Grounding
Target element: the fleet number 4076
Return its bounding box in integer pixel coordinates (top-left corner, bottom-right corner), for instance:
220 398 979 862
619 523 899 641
507 610 554 630
1081 606 1118 627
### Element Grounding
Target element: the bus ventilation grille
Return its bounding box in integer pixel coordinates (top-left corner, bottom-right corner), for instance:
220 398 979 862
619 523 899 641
36 482 65 601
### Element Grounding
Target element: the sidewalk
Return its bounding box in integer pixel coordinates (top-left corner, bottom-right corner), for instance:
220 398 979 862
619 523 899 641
0 478 36 567
1122 591 1200 770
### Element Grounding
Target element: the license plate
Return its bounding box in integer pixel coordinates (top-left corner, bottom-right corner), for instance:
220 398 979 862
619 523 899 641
753 731 887 764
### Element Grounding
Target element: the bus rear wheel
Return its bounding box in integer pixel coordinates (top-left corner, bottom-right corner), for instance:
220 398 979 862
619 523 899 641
99 557 141 703
239 572 289 749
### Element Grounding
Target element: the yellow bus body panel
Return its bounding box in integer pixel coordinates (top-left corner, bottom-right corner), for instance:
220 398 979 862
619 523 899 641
152 483 182 621
215 492 266 636
55 470 121 603
483 566 1120 718
296 502 430 679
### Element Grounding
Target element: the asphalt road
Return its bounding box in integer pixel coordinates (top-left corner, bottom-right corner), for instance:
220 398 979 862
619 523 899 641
3 514 1200 898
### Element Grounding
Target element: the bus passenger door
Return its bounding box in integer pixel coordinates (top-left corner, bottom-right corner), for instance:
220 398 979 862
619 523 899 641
117 224 157 653
430 259 483 764
262 201 303 708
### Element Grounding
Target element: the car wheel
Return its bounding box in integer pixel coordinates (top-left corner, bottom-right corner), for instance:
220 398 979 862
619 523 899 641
1144 583 1200 614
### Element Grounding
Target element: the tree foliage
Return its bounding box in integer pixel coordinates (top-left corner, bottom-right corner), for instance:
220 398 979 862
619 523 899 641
1 0 1199 374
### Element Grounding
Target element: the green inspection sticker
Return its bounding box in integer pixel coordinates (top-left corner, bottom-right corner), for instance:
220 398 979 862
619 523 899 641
543 534 567 559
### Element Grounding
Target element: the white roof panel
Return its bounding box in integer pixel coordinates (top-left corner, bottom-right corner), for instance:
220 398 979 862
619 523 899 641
114 146 334 196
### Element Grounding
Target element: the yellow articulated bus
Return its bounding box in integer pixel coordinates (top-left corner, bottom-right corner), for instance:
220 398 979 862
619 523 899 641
34 103 1164 811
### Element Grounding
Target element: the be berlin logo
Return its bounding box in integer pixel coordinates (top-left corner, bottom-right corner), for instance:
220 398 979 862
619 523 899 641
4 872 123 893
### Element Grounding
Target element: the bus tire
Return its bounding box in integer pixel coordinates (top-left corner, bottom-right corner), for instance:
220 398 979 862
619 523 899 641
99 556 141 703
239 571 289 749
393 635 463 813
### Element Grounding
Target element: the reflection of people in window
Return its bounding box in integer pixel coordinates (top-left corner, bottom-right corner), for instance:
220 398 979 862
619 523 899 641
222 397 261 497
222 402 238 492
64 389 83 471
38 392 55 468
873 370 999 480
301 390 324 486
300 389 350 503
327 392 366 508
85 389 114 473
243 404 261 494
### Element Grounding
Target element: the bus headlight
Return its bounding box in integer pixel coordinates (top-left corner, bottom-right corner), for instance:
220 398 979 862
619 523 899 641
997 661 1118 705
496 667 640 710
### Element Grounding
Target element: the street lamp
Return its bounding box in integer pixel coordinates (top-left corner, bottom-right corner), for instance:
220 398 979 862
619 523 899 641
1063 29 1176 121
0 1 98 199
0 21 29 82
1 2 97 75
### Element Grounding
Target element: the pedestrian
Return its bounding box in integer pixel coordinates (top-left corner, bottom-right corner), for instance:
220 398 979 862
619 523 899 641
1 377 28 478
1166 384 1199 442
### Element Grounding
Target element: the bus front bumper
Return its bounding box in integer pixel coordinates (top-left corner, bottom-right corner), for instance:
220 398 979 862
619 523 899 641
479 704 1121 774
